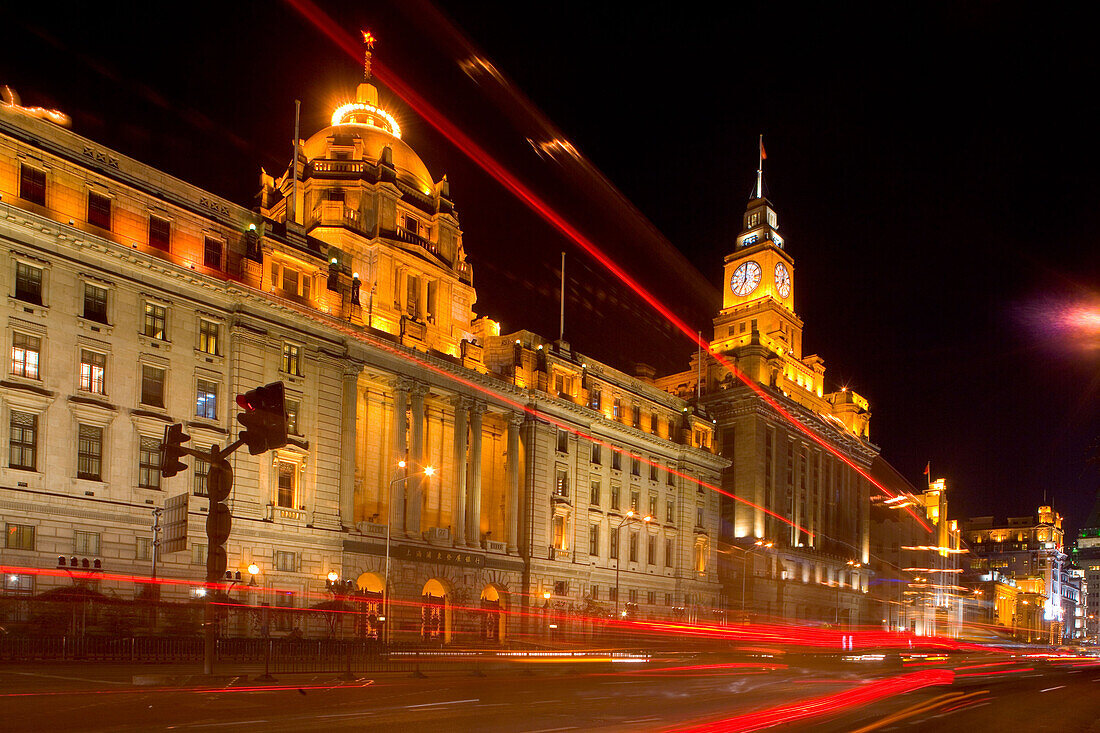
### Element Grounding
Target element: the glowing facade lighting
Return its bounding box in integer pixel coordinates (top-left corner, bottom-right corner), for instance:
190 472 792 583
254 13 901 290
326 571 339 583
331 102 402 138
247 563 260 575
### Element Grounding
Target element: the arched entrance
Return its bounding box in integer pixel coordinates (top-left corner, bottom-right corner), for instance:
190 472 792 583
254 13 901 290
421 578 451 643
480 585 507 642
353 572 385 639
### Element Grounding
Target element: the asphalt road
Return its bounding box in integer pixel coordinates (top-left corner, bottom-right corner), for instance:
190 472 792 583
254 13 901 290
3 662 1099 731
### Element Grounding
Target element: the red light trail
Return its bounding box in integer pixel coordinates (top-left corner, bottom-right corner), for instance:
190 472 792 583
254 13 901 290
283 0 931 534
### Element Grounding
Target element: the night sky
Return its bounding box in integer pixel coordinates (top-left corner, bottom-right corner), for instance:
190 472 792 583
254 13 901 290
4 2 1099 536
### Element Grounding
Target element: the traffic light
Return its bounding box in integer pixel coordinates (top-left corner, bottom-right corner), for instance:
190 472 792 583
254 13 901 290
235 381 288 455
160 423 191 478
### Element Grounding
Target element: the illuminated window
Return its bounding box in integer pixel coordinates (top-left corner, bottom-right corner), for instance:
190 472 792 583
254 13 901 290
8 411 37 471
589 525 599 556
666 499 675 524
554 468 569 498
74 530 100 555
3 572 33 594
14 262 43 305
83 284 108 323
277 461 296 508
138 437 161 489
199 320 220 355
11 332 40 380
648 493 657 516
282 343 302 376
87 191 111 229
149 215 171 250
588 388 601 411
203 237 223 270
695 542 707 573
76 424 103 481
195 379 218 419
286 399 300 436
630 490 640 511
552 515 567 550
6 523 35 551
612 398 621 419
144 303 167 340
140 365 165 407
19 164 46 205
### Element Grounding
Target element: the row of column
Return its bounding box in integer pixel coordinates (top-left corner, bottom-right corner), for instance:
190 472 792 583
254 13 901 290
340 371 522 551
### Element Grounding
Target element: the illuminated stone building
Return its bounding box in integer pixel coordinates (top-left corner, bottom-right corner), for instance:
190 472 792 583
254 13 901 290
656 175 878 627
0 46 722 641
1072 494 1100 643
962 505 1068 642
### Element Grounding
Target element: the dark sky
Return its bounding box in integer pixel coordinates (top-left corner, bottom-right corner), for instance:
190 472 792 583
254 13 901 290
4 2 1100 536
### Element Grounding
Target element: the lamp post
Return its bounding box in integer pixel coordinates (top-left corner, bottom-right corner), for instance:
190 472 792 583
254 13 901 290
383 460 435 643
738 540 773 620
613 510 652 618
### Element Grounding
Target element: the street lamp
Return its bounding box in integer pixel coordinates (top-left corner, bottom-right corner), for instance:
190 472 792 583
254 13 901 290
613 510 652 617
737 540 773 619
383 460 436 642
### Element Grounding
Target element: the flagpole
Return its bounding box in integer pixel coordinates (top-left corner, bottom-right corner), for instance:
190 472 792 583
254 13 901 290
559 251 565 342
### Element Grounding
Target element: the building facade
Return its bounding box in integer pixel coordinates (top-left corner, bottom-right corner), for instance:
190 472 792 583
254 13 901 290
0 59 723 642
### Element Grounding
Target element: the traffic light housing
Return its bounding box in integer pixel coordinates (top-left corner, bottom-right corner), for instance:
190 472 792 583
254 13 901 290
235 382 288 455
160 424 191 478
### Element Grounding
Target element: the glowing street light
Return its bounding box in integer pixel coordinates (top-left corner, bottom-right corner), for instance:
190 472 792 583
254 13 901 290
327 570 339 584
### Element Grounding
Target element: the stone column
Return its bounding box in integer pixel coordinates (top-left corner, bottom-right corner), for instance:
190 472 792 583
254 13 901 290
406 382 428 537
465 402 485 548
506 412 522 553
450 396 470 546
391 378 411 533
339 364 360 528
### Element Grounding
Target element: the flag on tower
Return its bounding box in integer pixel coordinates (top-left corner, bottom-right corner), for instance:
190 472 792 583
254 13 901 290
923 462 930 476
759 136 767 160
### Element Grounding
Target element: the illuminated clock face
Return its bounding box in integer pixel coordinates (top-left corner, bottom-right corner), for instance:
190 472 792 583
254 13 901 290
774 262 791 298
730 261 762 296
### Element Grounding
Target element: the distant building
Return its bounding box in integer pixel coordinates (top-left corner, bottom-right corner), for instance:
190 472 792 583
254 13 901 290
1071 490 1100 644
962 505 1068 643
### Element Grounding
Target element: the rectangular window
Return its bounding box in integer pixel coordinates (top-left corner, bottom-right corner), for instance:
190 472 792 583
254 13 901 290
406 274 419 317
629 589 638 603
277 460 296 508
83 283 108 323
193 457 209 497
87 191 111 229
554 468 569 498
629 532 638 562
612 398 621 419
139 436 161 489
11 332 41 380
650 412 659 434
665 538 674 567
426 279 437 322
649 461 658 481
631 457 640 476
149 216 171 250
609 587 618 602
647 590 656 605
590 442 601 465
4 573 34 593
695 543 707 573
648 493 658 517
275 550 297 572
203 237 223 270
666 499 675 524
19 164 46 205
199 320 220 355
6 523 35 550
556 428 569 453
611 484 621 511
632 405 641 428
74 530 101 555
273 592 296 630
140 365 165 407
14 262 43 305
9 410 37 471
612 449 621 471
647 535 656 565
665 592 672 606
630 490 640 512
144 303 167 340
286 399 300 436
610 529 619 560
283 267 299 295
192 543 207 566
77 424 103 480
195 378 218 419
667 466 675 486
696 505 705 527
591 585 599 601
588 388 601 411
282 343 302 376
589 525 599 556
668 418 676 438
79 349 106 394
136 537 152 561
589 480 601 507
552 515 566 550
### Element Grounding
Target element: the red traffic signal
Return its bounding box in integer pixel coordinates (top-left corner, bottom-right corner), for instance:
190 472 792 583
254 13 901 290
160 423 191 478
235 381 288 455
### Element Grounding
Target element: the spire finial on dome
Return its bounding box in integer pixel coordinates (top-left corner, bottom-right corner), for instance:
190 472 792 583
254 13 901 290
362 30 376 81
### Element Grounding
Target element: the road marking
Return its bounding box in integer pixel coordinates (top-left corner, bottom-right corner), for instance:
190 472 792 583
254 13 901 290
625 717 661 723
1040 685 1065 693
8 671 129 685
406 698 478 708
